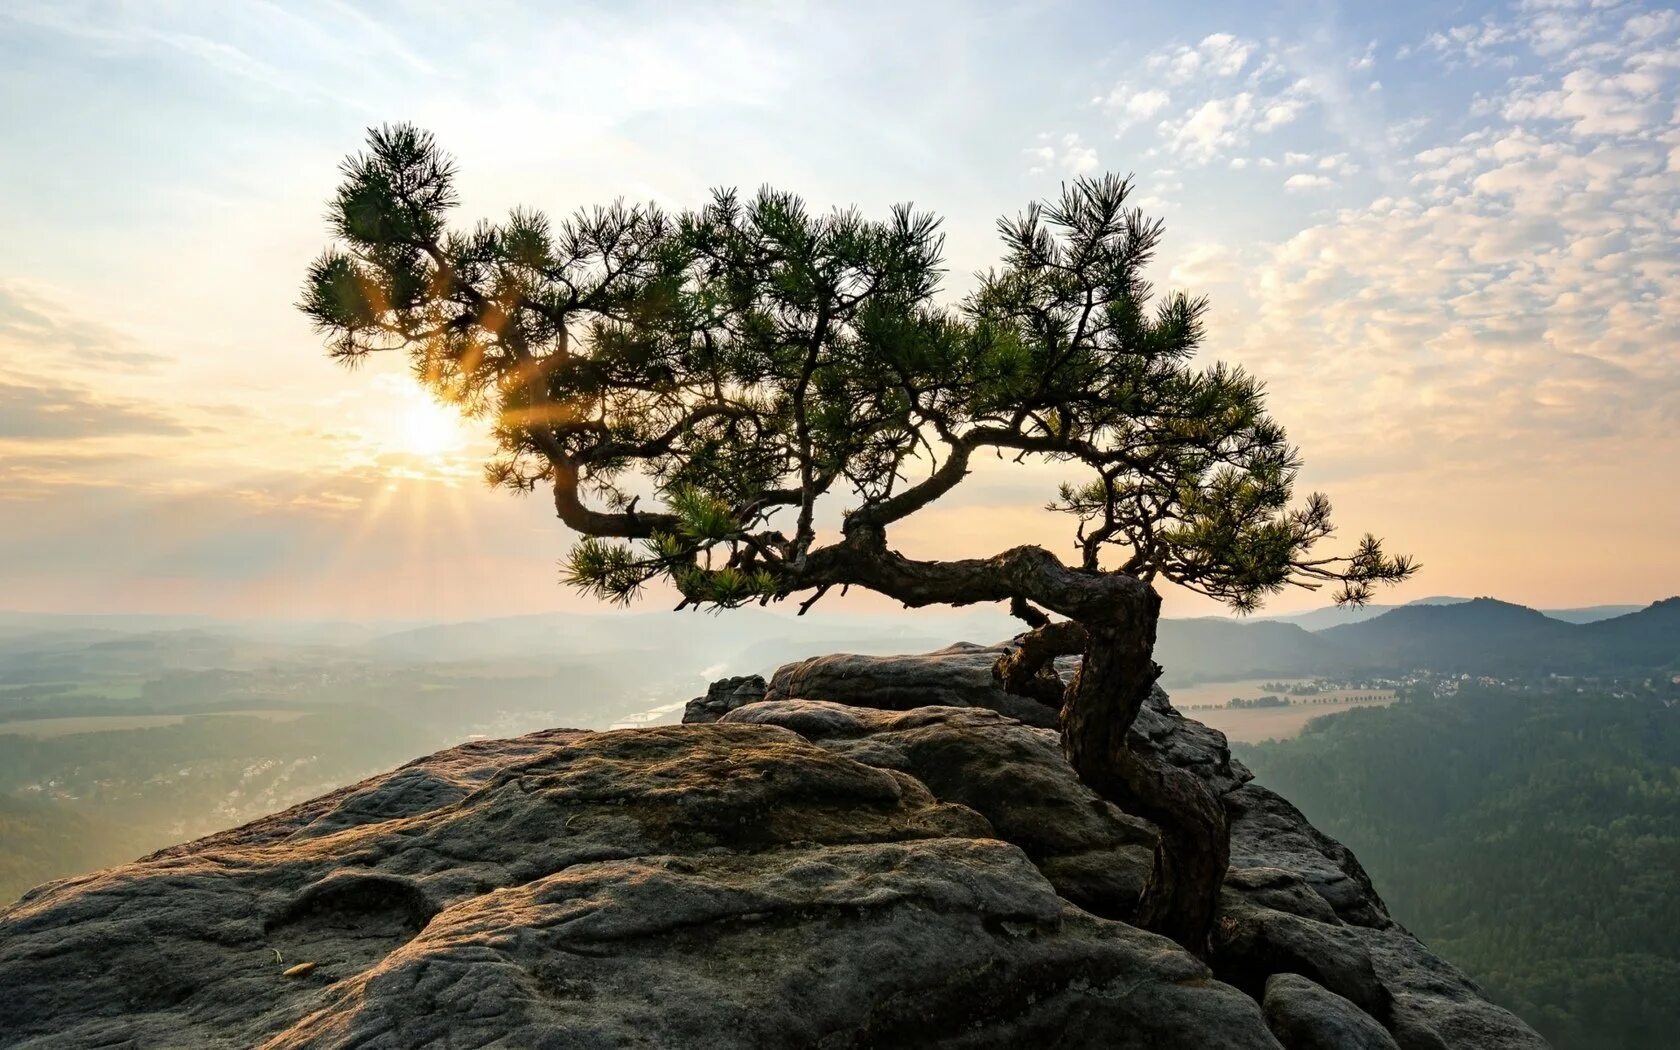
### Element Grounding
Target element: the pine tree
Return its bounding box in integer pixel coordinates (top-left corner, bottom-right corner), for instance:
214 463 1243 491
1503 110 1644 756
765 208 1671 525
302 124 1415 955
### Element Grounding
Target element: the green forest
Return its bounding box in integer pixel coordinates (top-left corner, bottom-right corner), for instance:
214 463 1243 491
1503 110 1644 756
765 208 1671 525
1238 683 1680 1050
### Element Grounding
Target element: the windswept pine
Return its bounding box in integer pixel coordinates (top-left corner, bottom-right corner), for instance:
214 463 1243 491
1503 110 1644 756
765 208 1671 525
302 125 1415 954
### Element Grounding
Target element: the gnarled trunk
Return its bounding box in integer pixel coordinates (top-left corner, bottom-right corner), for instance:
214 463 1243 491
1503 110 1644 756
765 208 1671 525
786 529 1230 955
1000 589 1230 958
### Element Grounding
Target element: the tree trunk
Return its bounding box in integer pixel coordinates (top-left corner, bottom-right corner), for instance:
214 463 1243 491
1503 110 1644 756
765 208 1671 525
786 530 1229 954
1058 591 1231 958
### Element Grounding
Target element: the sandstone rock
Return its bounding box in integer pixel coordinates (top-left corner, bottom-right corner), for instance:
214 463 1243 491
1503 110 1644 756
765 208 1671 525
1134 685 1253 796
723 700 1158 919
1225 783 1391 929
738 644 1546 1048
763 642 1061 727
1222 867 1342 926
1263 973 1401 1050
0 719 1275 1049
682 673 767 723
755 644 1253 796
1222 785 1545 1049
1348 924 1548 1050
1211 895 1392 1021
0 643 1550 1049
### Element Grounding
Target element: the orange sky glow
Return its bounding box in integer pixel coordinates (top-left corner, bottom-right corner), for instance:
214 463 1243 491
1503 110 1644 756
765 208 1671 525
2 1 1676 622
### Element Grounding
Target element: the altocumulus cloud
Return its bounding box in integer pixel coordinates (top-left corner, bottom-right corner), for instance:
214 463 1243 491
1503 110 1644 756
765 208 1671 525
1234 0 1680 474
1100 31 1321 164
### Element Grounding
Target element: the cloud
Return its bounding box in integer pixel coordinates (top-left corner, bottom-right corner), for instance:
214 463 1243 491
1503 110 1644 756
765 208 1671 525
1146 33 1254 84
1168 94 1256 161
1167 242 1242 287
1283 173 1334 192
0 379 192 441
1502 67 1668 135
1025 132 1099 176
1111 33 1330 165
1256 98 1306 132
1233 0 1680 480
0 282 166 368
1420 21 1516 66
1103 86 1171 125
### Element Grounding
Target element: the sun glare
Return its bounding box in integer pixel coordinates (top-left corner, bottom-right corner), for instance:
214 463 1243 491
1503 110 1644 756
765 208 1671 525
394 390 470 460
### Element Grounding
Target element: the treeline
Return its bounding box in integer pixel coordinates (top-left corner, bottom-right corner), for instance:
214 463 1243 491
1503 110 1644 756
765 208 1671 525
1229 695 1289 709
1236 685 1680 1050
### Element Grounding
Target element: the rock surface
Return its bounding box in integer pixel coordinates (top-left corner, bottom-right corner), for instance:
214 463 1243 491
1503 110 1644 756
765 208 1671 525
683 673 767 723
766 642 1061 728
0 644 1548 1049
1263 973 1401 1050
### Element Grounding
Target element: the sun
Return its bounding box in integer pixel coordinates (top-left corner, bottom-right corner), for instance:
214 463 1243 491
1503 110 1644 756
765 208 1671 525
394 389 471 459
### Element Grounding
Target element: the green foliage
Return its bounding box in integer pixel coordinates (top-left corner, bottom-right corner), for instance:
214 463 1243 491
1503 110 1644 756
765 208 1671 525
1238 686 1680 1050
0 793 152 907
667 486 739 543
305 126 1411 615
561 537 651 604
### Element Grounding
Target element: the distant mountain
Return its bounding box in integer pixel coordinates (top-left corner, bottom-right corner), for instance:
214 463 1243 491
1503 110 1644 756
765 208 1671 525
1580 598 1680 665
1155 617 1347 685
1319 599 1574 674
1 597 1670 693
1545 604 1648 625
1259 597 1644 632
1258 596 1472 632
1318 597 1679 676
0 612 219 639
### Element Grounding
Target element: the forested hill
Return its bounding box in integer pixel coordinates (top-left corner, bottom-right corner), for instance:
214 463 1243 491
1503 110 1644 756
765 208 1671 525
1237 683 1680 1050
1155 597 1679 683
1315 597 1680 675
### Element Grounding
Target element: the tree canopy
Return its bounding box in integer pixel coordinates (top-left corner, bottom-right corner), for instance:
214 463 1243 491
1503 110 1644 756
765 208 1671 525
302 124 1412 622
304 123 1415 955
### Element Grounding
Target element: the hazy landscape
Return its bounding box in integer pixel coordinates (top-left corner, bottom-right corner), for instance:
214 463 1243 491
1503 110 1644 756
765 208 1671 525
5 1 1679 1046
5 595 1675 1047
5 593 1674 904
6 591 1677 1050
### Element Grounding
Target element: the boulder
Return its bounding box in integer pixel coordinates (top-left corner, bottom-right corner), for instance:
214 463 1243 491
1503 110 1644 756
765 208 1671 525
764 642 1061 727
1349 924 1550 1050
757 643 1254 796
1224 783 1390 929
1263 973 1401 1050
1133 684 1254 796
739 644 1546 1049
1210 894 1392 1021
0 719 1276 1049
682 673 767 723
722 700 1159 919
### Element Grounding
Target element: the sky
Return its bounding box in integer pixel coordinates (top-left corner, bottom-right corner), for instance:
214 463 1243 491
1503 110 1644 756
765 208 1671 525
0 0 1676 622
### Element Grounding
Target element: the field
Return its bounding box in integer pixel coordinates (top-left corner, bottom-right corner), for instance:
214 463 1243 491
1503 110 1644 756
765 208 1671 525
1167 678 1396 744
0 710 309 739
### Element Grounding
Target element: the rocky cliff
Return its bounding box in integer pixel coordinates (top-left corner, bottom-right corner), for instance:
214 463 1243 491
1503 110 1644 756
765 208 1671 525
0 643 1546 1048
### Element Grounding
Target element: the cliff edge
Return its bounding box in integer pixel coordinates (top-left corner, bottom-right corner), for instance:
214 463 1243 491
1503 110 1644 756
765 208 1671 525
0 643 1546 1048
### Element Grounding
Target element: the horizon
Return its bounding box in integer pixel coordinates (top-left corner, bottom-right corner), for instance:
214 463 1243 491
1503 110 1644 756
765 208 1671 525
1 591 1668 631
3 0 1678 620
